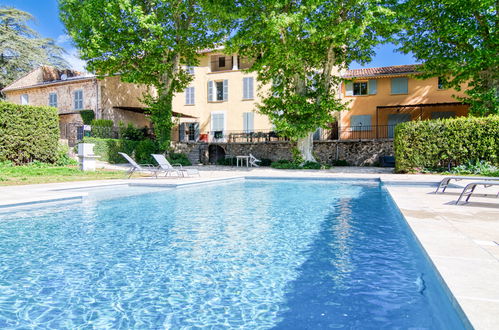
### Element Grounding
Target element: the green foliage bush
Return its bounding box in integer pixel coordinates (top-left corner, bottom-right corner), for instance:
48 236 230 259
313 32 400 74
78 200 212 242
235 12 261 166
270 159 328 169
119 122 147 141
55 144 78 166
332 159 349 166
394 116 499 173
449 160 499 177
0 102 60 164
82 137 160 164
79 110 95 124
167 152 191 166
90 119 115 138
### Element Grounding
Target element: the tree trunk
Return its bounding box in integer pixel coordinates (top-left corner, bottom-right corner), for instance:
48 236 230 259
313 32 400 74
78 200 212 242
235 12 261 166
296 132 316 162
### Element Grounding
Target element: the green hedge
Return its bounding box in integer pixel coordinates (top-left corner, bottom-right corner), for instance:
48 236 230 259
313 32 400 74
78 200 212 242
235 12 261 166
394 116 499 172
82 137 160 164
0 102 60 164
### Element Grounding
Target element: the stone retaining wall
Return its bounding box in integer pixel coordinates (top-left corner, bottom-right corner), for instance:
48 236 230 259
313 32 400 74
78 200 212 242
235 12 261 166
171 140 394 166
173 140 394 166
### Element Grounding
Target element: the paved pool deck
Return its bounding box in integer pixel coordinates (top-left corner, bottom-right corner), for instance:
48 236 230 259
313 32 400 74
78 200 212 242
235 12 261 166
0 166 498 329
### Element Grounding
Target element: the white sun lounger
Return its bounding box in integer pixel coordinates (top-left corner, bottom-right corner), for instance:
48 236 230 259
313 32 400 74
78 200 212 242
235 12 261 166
434 176 499 193
118 152 171 179
455 181 499 204
151 154 200 177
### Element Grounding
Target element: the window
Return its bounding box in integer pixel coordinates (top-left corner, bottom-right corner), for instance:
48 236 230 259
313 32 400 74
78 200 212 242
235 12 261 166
391 77 408 94
211 112 225 137
186 66 195 75
20 94 29 105
185 87 195 105
218 56 226 68
208 80 228 101
243 77 254 99
350 115 372 131
49 93 57 107
353 82 368 95
438 77 446 90
74 90 83 110
345 80 376 96
243 112 254 133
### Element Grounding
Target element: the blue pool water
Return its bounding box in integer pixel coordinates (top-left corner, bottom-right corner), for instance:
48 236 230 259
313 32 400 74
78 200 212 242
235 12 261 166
0 179 467 329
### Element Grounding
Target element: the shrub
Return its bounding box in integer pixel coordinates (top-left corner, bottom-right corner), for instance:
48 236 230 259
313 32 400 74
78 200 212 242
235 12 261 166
449 160 499 177
394 116 499 173
79 110 95 124
91 119 115 139
82 137 160 164
332 159 349 166
168 152 192 166
259 158 272 166
55 144 78 166
271 159 329 169
0 102 60 164
119 123 147 141
216 157 236 166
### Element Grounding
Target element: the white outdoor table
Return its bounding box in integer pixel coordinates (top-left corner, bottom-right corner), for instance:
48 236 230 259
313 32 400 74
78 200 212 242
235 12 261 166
236 155 250 167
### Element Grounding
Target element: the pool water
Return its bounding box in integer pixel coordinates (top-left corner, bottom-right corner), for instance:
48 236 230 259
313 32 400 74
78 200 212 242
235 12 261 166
0 180 467 329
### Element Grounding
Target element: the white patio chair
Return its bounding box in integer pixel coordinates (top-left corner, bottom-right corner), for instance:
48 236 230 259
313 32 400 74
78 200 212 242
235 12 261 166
249 153 261 167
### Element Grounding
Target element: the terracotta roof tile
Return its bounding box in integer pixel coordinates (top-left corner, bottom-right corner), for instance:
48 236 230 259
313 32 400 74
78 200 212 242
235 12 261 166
343 64 421 78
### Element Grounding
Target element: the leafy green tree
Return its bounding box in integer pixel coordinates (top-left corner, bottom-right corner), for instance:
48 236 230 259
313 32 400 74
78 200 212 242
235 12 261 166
59 0 223 148
223 0 396 161
0 7 68 91
396 0 498 115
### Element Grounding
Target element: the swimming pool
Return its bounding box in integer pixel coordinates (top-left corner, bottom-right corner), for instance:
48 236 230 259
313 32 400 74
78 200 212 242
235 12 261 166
0 179 468 328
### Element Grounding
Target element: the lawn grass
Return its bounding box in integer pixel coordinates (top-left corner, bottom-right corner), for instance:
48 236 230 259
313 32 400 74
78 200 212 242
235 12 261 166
0 163 125 185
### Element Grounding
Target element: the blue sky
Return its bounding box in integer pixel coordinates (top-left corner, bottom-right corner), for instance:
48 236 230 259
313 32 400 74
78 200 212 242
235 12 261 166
1 0 417 71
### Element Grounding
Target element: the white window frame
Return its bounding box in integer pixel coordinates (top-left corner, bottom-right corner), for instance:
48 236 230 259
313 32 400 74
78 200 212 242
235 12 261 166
20 94 29 105
49 93 58 108
243 77 254 100
74 89 84 110
185 86 195 105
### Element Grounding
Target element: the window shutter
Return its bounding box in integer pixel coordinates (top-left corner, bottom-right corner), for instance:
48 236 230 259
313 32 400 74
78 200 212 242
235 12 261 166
73 91 78 109
248 77 254 99
212 113 224 131
223 79 228 101
391 77 408 94
185 88 190 104
313 128 321 140
350 115 372 131
368 79 377 95
207 81 214 101
179 123 186 141
243 78 248 99
345 82 353 96
193 122 200 141
243 112 254 132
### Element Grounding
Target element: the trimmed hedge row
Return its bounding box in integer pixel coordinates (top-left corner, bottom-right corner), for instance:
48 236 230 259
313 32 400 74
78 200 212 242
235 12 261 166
82 137 160 164
394 116 499 172
0 102 60 164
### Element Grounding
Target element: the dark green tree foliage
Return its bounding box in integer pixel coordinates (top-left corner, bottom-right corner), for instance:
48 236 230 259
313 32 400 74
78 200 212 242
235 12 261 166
0 102 60 164
222 0 396 161
394 116 499 172
396 0 498 115
0 7 69 91
59 0 223 148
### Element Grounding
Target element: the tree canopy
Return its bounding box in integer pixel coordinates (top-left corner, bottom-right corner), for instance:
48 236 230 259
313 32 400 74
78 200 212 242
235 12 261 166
396 0 498 115
59 0 224 147
0 7 68 91
224 0 397 161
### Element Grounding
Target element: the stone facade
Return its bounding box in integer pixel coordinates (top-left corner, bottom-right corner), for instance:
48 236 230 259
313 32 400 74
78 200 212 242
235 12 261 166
172 140 394 166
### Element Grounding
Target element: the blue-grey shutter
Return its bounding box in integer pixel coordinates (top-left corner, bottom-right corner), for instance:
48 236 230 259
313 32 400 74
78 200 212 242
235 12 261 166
243 112 254 132
207 81 214 101
313 128 321 140
350 115 372 131
223 79 228 101
345 82 353 96
190 87 195 105
193 122 200 141
179 123 186 141
368 79 377 95
391 77 408 94
212 113 224 131
185 88 190 104
249 77 254 99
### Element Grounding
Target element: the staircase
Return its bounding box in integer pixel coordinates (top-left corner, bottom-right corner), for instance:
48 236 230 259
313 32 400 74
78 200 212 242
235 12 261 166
187 144 201 165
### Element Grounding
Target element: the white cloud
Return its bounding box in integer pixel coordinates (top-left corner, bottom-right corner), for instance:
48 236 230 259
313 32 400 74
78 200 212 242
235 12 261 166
62 47 87 72
56 34 71 45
